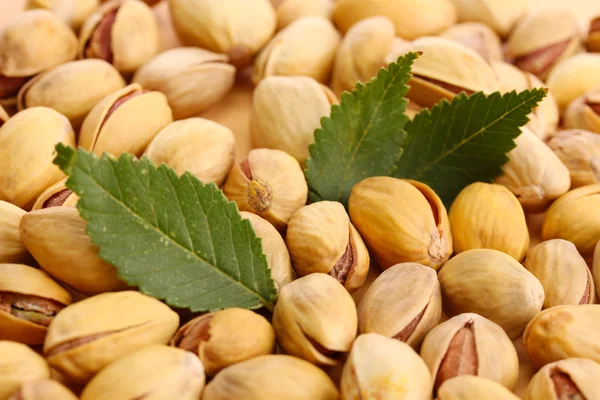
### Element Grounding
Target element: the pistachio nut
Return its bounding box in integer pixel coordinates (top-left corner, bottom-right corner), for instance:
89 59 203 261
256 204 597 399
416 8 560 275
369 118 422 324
439 249 545 340
0 107 76 210
440 22 503 63
25 0 99 31
79 0 160 76
548 130 600 188
587 16 600 52
449 0 527 37
386 37 500 109
332 0 456 39
17 59 126 129
331 16 397 96
0 201 31 264
594 241 600 300
171 308 275 376
203 354 339 400
223 148 308 231
357 263 441 349
420 313 519 392
437 376 521 400
273 0 334 31
253 17 340 84
251 75 337 165
524 358 600 400
340 333 433 400
272 273 357 365
81 345 205 400
31 178 78 210
542 184 600 260
79 83 173 157
506 10 582 80
495 128 571 212
523 305 600 367
168 0 276 68
0 264 71 345
43 291 180 383
0 10 77 105
547 53 600 113
144 118 236 187
133 48 236 120
20 207 126 295
7 379 78 400
0 105 8 127
286 201 370 292
349 177 452 271
564 88 600 134
0 341 50 400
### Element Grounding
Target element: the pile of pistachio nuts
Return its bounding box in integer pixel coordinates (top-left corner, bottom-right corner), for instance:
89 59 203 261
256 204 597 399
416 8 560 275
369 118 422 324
2 0 600 399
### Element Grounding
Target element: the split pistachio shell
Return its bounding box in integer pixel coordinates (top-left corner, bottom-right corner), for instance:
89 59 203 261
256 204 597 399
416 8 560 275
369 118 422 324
588 17 600 52
7 379 78 400
437 376 521 400
0 201 30 264
25 0 99 31
286 202 370 292
547 129 600 187
0 341 50 400
144 118 235 187
332 0 457 39
594 241 600 300
0 264 71 345
223 148 308 231
133 48 236 120
31 178 78 210
340 333 433 400
449 182 529 261
272 273 357 365
79 83 173 157
17 59 126 129
0 107 76 210
170 308 275 376
203 355 339 400
449 0 527 37
168 0 276 68
523 305 600 367
564 88 600 134
420 313 519 391
273 0 333 31
357 263 441 349
81 345 205 400
79 0 160 75
251 75 337 165
440 22 503 63
547 53 600 113
20 207 126 295
495 128 570 212
44 291 180 383
524 358 600 400
253 17 340 84
0 106 8 125
439 249 545 340
349 177 452 271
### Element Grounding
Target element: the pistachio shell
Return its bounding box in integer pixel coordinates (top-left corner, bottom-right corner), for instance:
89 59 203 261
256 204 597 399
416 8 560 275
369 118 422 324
564 88 600 134
524 358 600 400
25 0 100 31
8 379 78 400
340 333 433 400
449 0 527 37
588 17 600 52
0 341 50 400
144 118 235 187
44 291 180 383
0 105 9 125
437 376 521 400
349 177 452 271
441 22 503 63
594 241 600 300
31 178 78 210
0 201 31 264
0 107 76 210
548 129 600 188
547 53 600 113
274 0 333 31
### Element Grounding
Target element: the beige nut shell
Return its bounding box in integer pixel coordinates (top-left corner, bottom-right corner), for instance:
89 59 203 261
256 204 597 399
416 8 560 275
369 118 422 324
274 0 334 31
449 0 526 37
26 0 100 31
31 178 78 210
0 201 31 264
440 22 503 63
0 341 50 400
547 53 600 112
547 129 600 188
524 358 600 400
438 375 521 400
10 379 78 400
564 88 600 134
594 241 600 300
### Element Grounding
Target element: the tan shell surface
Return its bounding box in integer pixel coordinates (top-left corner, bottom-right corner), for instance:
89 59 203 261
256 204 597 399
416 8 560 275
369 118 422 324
440 22 503 62
10 379 77 400
25 0 99 31
564 88 600 134
547 53 600 112
438 376 521 400
547 129 600 187
524 358 600 400
594 241 600 300
31 178 78 210
0 341 50 400
449 0 527 37
274 0 333 31
0 201 30 264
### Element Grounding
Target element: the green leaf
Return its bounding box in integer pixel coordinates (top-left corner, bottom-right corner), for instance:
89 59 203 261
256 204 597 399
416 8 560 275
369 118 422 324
393 89 547 208
305 53 418 207
53 145 277 312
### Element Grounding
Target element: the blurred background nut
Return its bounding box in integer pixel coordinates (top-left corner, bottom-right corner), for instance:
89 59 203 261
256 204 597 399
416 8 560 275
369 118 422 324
349 177 452 271
31 179 78 210
439 249 545 340
273 0 333 31
524 358 600 400
170 308 275 376
357 263 441 349
0 105 8 126
594 241 600 300
43 291 180 383
7 379 78 400
546 53 600 113
16 59 126 130
223 148 308 232
286 202 369 292
168 0 276 68
251 75 337 165
0 107 76 210
272 273 357 365
81 345 205 400
0 264 71 345
79 83 173 157
340 333 433 400
549 130 600 188
437 376 521 400
564 87 600 134
0 201 31 264
144 118 235 187
0 341 50 400
449 0 526 37
420 313 519 392
133 48 236 120
587 16 600 52
449 182 528 261
332 0 457 39
440 22 503 63
79 0 160 76
25 0 99 31
253 17 340 85
203 355 339 400
20 207 126 295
